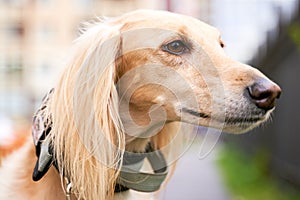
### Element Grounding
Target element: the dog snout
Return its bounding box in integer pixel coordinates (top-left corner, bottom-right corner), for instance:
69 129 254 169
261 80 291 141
247 79 281 111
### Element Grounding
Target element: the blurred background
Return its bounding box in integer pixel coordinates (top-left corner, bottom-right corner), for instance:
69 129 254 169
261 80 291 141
1 0 300 199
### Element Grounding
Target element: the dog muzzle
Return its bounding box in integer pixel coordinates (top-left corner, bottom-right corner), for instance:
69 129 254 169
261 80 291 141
31 89 168 194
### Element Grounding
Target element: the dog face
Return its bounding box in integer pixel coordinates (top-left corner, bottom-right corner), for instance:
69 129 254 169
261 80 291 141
115 10 281 134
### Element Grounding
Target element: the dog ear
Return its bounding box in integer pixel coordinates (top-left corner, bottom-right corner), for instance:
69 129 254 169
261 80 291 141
49 21 125 200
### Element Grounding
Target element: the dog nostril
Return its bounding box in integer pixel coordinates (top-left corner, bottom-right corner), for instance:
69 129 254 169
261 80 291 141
247 80 281 111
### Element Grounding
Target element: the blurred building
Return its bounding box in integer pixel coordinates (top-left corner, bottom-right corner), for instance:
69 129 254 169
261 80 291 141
0 0 210 118
0 0 164 118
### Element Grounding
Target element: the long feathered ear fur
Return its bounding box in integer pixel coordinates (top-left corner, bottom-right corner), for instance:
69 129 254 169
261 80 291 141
49 20 125 200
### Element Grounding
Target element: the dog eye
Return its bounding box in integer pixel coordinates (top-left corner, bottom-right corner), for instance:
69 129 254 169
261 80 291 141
163 40 188 55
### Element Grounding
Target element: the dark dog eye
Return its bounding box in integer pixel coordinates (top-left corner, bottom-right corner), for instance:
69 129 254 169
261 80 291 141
162 40 188 55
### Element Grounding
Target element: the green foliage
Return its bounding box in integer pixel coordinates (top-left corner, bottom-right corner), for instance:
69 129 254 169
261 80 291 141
217 144 300 200
289 23 300 49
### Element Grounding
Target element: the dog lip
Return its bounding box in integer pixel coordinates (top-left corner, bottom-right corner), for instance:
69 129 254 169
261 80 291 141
225 116 264 124
182 108 209 119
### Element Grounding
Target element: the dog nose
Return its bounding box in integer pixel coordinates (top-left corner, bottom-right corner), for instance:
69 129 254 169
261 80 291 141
247 79 281 110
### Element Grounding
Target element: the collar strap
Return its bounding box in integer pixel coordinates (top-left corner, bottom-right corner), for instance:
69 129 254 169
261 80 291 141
116 146 168 192
32 88 55 181
31 89 168 193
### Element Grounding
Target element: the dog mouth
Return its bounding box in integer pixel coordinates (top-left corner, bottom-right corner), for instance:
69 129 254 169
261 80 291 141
182 107 269 130
181 108 210 119
224 116 264 124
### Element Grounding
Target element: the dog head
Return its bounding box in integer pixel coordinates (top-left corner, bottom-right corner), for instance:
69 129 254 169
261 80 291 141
115 10 281 134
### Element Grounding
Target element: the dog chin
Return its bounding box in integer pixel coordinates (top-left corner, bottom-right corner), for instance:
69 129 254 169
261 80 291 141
222 106 275 134
222 115 270 134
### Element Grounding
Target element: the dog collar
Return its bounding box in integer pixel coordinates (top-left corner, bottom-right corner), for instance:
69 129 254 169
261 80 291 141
31 89 168 194
116 144 168 192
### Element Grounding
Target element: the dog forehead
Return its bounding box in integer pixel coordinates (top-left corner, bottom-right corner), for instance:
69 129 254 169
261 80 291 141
117 9 219 40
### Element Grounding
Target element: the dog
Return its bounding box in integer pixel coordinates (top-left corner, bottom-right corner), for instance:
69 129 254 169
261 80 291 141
0 10 281 200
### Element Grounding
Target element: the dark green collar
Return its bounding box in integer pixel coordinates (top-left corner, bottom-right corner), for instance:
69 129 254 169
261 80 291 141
32 89 168 194
116 145 168 192
32 138 168 193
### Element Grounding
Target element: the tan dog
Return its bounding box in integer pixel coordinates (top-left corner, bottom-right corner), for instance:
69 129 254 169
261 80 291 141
0 10 281 200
